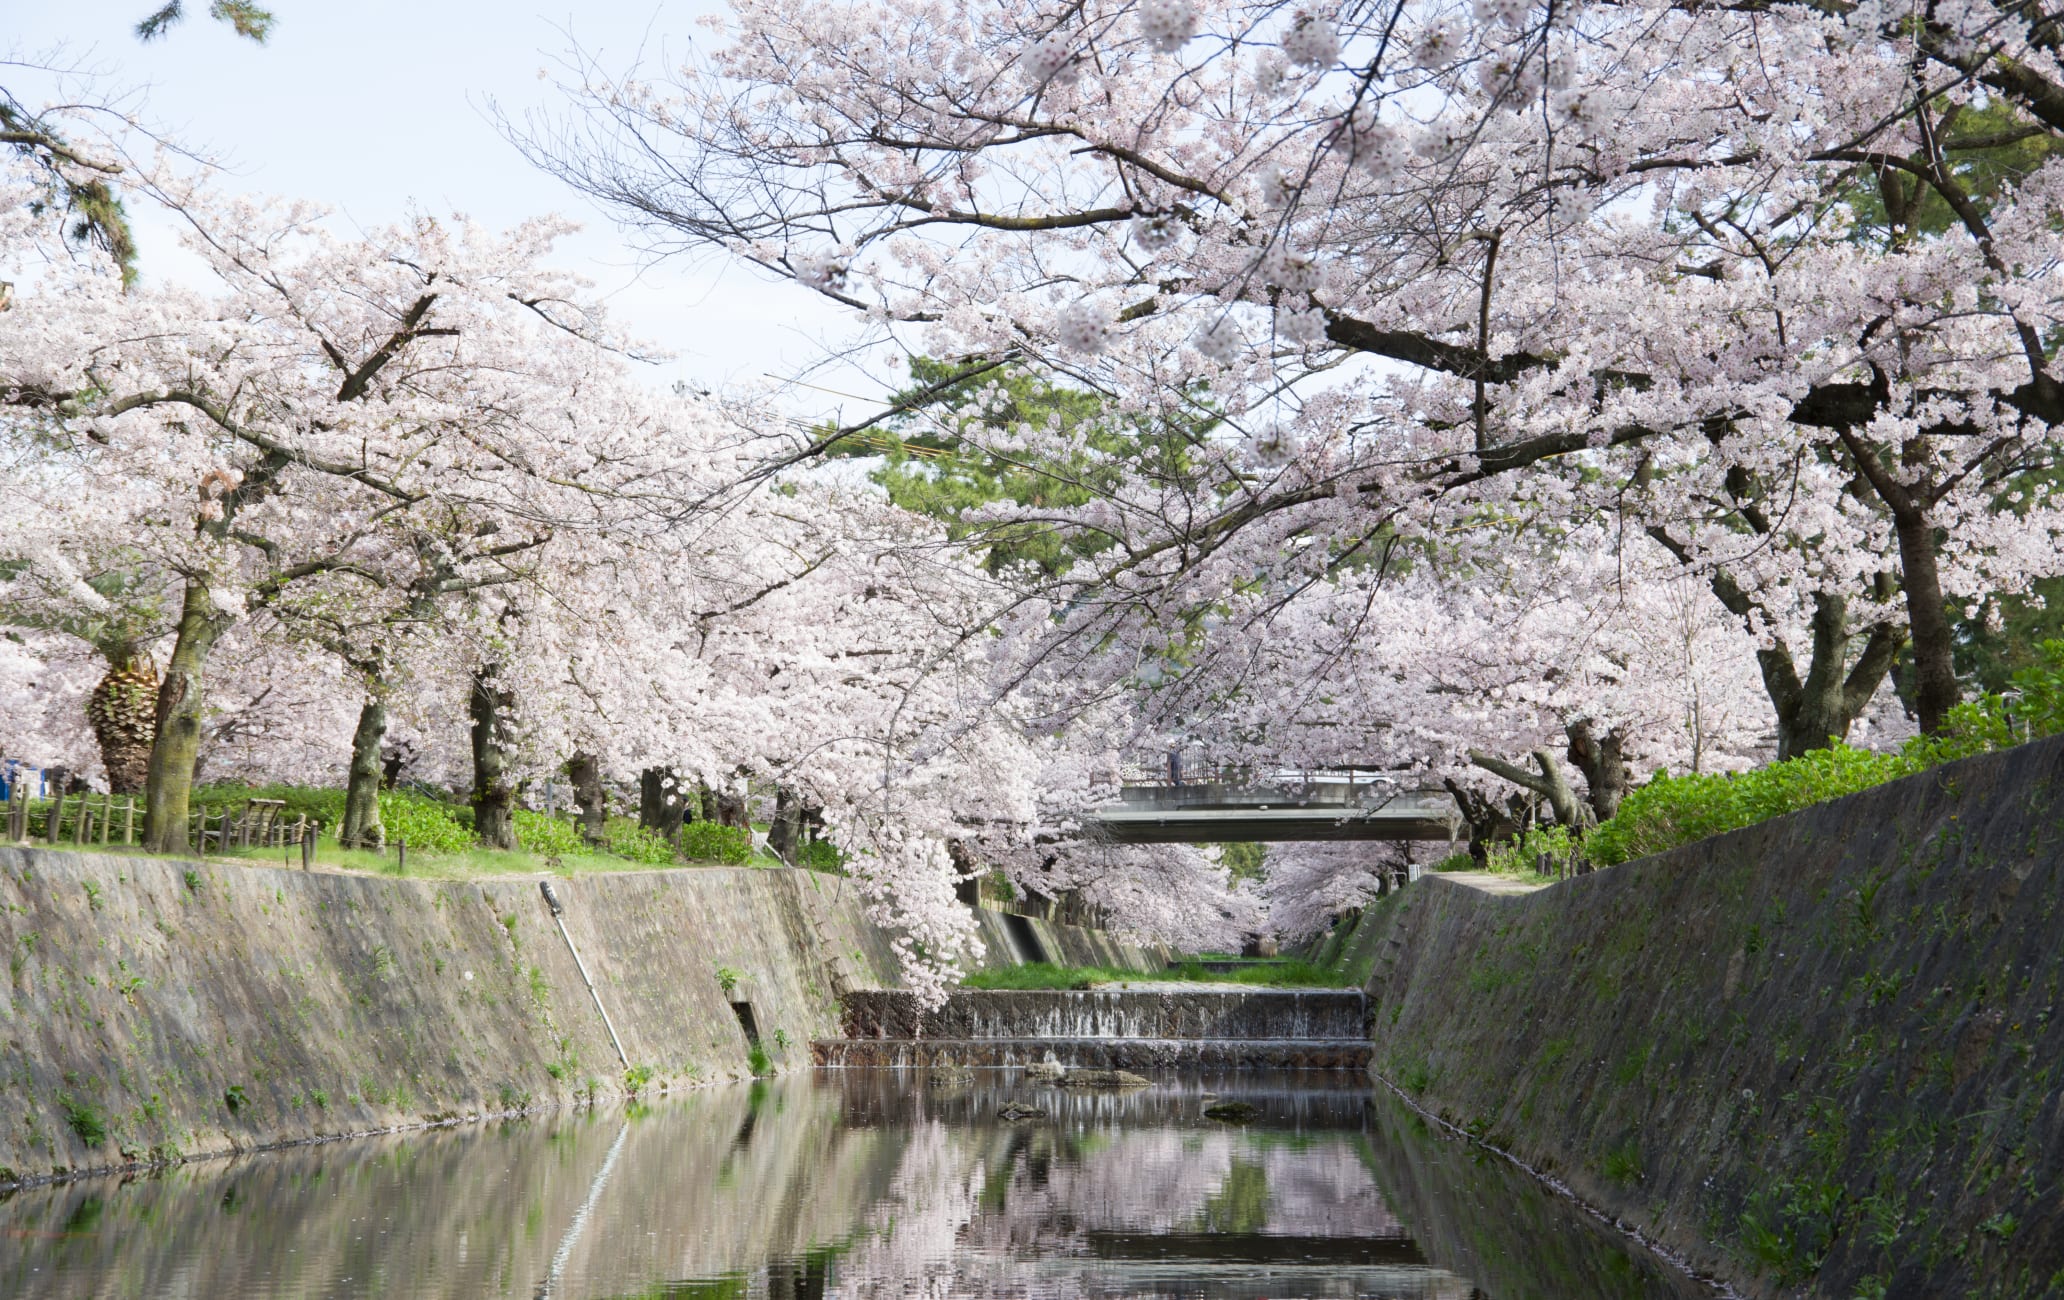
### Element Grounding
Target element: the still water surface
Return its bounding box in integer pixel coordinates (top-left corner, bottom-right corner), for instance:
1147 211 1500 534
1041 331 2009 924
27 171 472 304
1 1070 1715 1298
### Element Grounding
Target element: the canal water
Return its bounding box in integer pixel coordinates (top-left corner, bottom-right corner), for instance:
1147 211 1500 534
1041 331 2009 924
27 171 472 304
0 1070 1714 1298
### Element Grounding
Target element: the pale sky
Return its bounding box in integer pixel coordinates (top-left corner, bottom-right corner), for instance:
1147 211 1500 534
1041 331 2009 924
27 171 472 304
9 0 878 415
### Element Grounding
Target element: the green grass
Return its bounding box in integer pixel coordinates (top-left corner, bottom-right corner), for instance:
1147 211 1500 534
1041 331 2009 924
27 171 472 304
23 833 789 879
961 960 1348 990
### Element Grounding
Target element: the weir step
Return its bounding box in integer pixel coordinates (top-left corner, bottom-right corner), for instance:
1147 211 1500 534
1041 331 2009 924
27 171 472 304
837 989 1369 1042
812 1037 1375 1071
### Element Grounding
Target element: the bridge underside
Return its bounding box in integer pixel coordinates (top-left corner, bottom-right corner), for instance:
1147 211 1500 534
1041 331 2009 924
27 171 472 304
1087 787 1462 844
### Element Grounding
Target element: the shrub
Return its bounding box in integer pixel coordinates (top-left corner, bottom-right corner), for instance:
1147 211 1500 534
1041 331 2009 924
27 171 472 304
515 810 582 858
375 792 474 854
679 820 752 865
1485 824 1578 877
1900 639 2064 769
1586 746 1904 867
1584 645 2064 867
605 818 677 865
192 783 344 826
796 838 845 873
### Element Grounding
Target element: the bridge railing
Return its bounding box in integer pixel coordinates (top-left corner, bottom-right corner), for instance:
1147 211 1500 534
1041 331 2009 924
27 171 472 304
1118 749 1439 797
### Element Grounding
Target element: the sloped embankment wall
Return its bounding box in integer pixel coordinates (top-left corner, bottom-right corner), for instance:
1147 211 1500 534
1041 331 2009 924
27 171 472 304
0 851 901 1186
1360 735 2064 1298
965 905 1173 973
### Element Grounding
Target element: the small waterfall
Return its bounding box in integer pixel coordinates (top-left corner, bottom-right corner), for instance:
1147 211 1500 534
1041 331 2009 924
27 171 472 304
822 989 1372 1071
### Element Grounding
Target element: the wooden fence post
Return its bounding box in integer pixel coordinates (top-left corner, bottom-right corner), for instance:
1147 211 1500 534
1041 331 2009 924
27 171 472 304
300 821 315 870
74 803 88 846
395 838 406 875
47 790 65 845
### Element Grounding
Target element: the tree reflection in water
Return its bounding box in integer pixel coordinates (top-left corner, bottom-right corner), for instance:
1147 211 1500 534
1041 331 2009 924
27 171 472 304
0 1071 1715 1299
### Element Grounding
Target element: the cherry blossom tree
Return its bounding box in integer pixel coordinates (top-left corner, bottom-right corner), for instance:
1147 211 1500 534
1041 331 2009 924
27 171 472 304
530 0 2064 750
1 158 675 850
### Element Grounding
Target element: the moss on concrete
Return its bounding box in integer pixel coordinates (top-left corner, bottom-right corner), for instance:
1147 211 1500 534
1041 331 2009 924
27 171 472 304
0 849 900 1188
1360 734 2064 1299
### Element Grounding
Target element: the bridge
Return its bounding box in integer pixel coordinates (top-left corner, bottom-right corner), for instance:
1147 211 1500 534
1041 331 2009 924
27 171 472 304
1086 766 1463 844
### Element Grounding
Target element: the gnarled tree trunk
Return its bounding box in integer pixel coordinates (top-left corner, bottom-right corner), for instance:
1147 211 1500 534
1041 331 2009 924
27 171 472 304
339 696 386 849
1467 747 1589 829
1442 778 1530 864
86 647 157 794
1762 592 1906 759
469 668 517 851
143 580 234 854
1564 720 1630 823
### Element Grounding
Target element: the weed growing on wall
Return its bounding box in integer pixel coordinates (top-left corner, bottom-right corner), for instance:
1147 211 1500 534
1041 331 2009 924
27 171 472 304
60 1097 107 1145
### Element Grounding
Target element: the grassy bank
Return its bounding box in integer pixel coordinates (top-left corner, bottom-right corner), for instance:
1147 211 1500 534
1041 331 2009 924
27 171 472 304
1 835 795 879
3 780 821 878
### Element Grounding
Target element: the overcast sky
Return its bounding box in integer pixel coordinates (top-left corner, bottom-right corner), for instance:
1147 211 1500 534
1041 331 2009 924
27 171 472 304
10 1 877 415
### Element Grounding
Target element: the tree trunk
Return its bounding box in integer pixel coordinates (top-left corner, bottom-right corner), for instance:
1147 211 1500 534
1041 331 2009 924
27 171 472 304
1754 591 1907 760
716 788 749 829
469 669 517 851
143 581 235 854
767 786 804 864
87 648 158 794
568 752 607 844
638 767 687 838
1466 748 1589 829
1564 720 1631 823
1442 778 1528 864
340 696 386 849
1892 509 1961 735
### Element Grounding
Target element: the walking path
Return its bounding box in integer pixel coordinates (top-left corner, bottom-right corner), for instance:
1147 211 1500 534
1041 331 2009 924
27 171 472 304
1430 870 1552 896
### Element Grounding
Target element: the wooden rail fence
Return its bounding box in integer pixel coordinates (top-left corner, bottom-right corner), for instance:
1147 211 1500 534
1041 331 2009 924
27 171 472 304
4 788 324 864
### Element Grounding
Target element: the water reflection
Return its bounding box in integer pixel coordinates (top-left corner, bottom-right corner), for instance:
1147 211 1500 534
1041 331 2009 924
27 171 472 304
0 1071 1713 1298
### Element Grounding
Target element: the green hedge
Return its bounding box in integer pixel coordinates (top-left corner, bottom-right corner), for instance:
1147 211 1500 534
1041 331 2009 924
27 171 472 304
1583 641 2064 868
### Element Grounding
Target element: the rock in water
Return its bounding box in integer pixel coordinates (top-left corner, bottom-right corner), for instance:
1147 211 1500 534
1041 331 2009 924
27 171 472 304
998 1101 1047 1121
1057 1068 1151 1090
928 1064 974 1085
1203 1101 1259 1123
1024 1059 1065 1081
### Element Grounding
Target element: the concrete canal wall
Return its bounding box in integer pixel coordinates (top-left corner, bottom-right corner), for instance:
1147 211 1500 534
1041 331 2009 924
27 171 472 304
0 852 911 1187
1358 734 2064 1299
0 844 1173 1189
